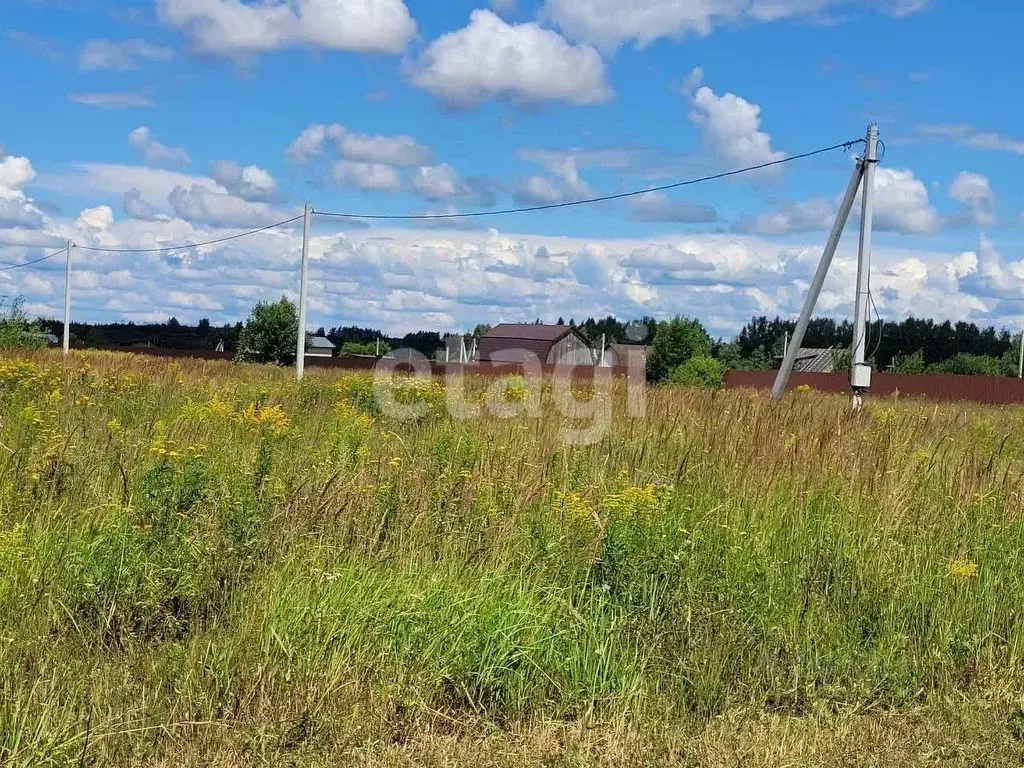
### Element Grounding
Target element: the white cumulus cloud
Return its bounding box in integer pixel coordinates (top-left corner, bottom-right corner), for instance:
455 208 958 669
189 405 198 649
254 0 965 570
949 171 996 226
332 161 402 192
514 154 594 205
0 155 45 229
412 164 462 201
685 69 786 173
129 127 191 167
869 167 941 235
210 160 277 201
156 0 416 59
168 184 282 227
286 123 430 166
410 9 612 108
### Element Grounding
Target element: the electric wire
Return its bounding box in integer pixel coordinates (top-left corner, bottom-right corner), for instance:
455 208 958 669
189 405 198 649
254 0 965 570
0 246 67 272
867 290 884 362
314 139 865 221
73 214 304 254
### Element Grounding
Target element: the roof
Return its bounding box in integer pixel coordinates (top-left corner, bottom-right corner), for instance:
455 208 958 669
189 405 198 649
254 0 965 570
307 336 336 350
483 323 577 341
775 347 835 373
478 323 588 363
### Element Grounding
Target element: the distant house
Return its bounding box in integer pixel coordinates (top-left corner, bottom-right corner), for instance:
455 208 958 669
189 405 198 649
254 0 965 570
774 347 835 373
305 336 336 358
27 332 59 347
478 324 595 365
601 343 650 368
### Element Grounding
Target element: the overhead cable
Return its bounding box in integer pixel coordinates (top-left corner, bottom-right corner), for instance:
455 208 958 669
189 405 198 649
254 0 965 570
0 246 67 272
314 139 865 221
73 214 304 254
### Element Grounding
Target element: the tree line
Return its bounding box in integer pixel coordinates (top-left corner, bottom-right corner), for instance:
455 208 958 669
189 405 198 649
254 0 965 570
32 300 1024 378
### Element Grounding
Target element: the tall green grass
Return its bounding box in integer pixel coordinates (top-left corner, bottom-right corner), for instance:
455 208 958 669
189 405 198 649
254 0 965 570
2 351 1024 765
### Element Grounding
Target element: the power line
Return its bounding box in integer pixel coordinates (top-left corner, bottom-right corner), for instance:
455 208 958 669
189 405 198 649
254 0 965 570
73 214 304 254
0 246 66 272
314 139 864 221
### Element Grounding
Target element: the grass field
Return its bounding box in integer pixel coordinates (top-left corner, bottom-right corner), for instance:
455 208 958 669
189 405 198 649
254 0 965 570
3 351 1024 766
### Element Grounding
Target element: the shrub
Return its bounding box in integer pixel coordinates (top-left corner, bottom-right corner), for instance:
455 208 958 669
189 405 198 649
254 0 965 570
340 340 391 357
0 296 45 350
667 355 725 389
929 353 1003 376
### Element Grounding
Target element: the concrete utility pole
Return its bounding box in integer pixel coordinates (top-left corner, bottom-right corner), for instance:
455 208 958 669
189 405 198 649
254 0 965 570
1018 330 1023 379
850 123 878 410
62 240 72 358
771 155 866 401
295 202 311 380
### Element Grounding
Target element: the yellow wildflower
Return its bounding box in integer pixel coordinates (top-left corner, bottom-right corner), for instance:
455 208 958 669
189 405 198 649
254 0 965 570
949 559 979 580
552 490 594 524
602 484 660 521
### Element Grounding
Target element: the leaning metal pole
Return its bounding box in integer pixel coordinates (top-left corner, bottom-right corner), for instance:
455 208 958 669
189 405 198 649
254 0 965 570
770 158 865 402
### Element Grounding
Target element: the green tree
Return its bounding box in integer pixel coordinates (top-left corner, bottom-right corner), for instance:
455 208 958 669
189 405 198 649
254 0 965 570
0 297 45 350
831 347 852 372
646 316 711 382
713 340 744 370
235 297 299 366
668 355 726 389
1000 335 1022 377
890 349 927 374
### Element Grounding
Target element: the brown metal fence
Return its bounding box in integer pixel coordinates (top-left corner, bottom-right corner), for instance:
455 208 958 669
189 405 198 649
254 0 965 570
725 369 1024 405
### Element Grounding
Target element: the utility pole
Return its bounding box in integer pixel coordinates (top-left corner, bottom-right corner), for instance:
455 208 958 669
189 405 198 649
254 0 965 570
771 155 866 401
599 333 606 366
850 123 878 410
1018 330 1023 379
783 330 788 359
295 202 311 380
62 240 72 358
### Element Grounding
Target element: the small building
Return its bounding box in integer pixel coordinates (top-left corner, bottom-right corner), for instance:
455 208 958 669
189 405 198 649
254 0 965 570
305 336 336 358
478 324 595 365
27 332 59 347
601 343 650 367
774 347 835 373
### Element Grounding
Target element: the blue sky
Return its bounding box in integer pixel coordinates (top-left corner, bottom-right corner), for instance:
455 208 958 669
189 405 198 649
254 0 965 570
0 0 1021 336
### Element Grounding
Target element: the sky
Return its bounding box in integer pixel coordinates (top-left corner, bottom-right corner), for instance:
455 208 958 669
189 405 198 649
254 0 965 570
0 0 1022 338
